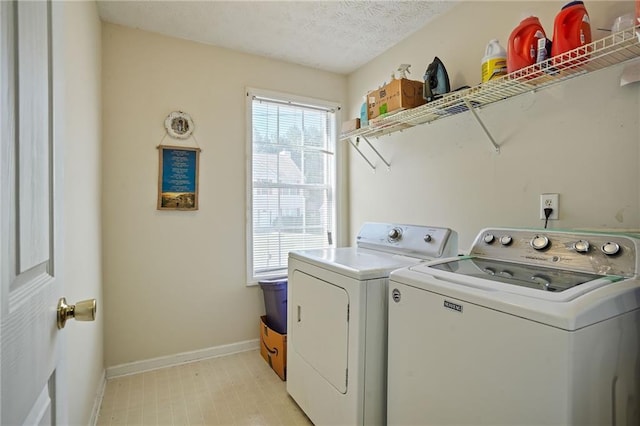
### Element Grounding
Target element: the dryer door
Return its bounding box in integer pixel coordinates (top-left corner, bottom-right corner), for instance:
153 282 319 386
291 270 349 393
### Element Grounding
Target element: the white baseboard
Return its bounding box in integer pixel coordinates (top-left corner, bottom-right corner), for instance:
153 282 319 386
89 370 106 426
105 339 260 379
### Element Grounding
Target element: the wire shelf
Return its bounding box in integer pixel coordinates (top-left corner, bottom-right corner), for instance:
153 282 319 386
341 26 640 142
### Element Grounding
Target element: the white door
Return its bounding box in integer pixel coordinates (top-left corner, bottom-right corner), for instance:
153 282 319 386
1 1 66 424
290 270 349 393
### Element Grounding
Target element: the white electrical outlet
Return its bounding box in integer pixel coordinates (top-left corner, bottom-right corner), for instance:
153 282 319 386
539 193 559 220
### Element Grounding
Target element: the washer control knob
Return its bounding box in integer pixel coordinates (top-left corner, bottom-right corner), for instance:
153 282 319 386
573 240 590 253
601 242 621 256
500 235 513 246
483 233 495 244
388 227 402 241
530 235 549 250
423 234 432 243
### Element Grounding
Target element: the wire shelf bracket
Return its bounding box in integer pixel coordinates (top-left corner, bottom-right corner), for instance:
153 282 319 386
348 137 376 171
362 136 391 170
347 136 391 172
463 99 500 153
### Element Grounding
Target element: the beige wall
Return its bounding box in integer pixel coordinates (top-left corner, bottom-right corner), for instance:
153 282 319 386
101 23 347 367
61 1 104 425
347 1 640 249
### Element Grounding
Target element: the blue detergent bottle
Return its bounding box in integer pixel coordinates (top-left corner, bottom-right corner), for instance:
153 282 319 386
360 95 369 127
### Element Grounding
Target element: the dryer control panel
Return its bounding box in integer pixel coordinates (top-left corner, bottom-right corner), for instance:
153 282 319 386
470 228 639 277
356 222 458 260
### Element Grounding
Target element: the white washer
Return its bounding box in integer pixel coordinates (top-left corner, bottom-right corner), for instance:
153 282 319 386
287 222 457 425
388 227 640 426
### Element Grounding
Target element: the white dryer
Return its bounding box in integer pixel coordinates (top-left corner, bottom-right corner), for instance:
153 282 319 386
287 222 457 425
388 228 640 426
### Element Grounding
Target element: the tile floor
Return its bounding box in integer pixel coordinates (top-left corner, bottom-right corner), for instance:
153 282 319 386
97 349 312 426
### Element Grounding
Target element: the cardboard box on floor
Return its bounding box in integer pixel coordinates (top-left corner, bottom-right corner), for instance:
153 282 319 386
260 316 287 380
367 78 425 120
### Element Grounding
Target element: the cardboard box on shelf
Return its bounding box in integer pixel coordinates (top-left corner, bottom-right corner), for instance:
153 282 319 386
260 316 287 380
367 78 425 120
341 118 360 134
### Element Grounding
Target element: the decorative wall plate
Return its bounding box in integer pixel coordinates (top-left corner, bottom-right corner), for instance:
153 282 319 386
164 111 194 139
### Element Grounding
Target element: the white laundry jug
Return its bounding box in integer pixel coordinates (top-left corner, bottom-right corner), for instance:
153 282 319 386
482 39 507 82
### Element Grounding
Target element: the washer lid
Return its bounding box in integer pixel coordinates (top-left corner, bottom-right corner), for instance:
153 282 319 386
289 247 425 281
430 257 606 293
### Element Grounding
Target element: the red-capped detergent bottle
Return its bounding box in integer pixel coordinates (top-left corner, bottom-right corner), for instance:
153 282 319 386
551 1 592 60
507 16 547 73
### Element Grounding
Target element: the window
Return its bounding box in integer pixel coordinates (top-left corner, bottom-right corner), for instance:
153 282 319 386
246 89 338 283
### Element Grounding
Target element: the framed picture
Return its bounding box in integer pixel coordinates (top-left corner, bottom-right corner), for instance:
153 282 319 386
157 145 201 210
164 111 194 139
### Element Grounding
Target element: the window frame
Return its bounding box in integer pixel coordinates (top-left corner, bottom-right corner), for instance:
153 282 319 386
245 87 342 285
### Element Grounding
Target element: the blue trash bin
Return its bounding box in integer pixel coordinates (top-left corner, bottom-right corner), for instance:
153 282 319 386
259 278 288 334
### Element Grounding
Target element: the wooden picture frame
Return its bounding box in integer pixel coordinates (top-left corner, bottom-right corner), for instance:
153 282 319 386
157 145 201 210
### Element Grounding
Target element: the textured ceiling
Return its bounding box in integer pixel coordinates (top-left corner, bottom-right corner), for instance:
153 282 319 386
97 1 457 74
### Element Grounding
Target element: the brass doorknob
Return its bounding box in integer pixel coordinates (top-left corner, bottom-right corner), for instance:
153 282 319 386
57 298 97 329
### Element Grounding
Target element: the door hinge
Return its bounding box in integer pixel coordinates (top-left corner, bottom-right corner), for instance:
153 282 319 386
347 304 350 322
345 368 348 387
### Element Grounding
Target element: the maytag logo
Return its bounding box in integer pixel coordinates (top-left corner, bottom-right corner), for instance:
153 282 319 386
444 300 463 313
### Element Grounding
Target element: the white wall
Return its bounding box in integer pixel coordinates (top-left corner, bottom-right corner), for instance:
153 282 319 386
347 1 640 250
101 24 348 367
61 1 104 425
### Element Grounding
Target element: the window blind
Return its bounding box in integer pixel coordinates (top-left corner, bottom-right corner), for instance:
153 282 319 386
249 94 337 281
